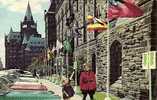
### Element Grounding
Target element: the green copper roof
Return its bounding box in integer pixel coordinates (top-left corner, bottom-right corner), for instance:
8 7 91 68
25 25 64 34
27 35 45 47
7 28 21 43
24 2 34 21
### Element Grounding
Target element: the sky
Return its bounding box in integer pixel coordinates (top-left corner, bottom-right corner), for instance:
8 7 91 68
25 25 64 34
0 0 50 68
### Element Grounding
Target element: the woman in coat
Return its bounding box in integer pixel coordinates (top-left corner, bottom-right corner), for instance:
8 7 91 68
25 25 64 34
79 63 96 100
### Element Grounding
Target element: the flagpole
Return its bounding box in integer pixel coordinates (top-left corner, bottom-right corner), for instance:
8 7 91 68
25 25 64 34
105 0 111 99
66 51 69 79
73 34 77 91
74 52 77 91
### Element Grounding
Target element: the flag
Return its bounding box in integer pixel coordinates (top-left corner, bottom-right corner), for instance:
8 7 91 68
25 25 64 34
74 28 82 38
47 48 54 61
56 40 63 50
108 0 143 20
63 38 72 53
87 17 107 32
52 46 56 52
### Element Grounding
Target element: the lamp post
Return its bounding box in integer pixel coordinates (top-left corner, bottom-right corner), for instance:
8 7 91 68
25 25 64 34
58 53 63 85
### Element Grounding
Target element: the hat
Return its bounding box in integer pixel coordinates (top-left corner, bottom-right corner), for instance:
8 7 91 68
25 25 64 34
62 76 67 81
83 63 91 68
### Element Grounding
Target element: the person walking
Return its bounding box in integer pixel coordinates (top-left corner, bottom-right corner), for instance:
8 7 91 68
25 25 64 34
80 63 96 100
62 78 75 100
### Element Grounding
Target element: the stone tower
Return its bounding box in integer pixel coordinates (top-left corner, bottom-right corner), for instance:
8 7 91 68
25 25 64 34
21 2 38 39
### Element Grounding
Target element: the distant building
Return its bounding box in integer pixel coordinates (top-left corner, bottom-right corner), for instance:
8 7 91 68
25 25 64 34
5 2 45 70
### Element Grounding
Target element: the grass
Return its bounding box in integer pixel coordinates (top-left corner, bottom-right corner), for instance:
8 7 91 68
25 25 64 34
94 92 120 100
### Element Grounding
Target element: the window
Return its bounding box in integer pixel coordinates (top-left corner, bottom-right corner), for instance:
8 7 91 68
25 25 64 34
65 3 68 14
76 0 78 11
22 25 27 28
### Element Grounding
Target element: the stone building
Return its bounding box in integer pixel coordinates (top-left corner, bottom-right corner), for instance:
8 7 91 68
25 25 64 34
47 0 157 99
95 0 157 100
5 2 45 70
45 0 56 48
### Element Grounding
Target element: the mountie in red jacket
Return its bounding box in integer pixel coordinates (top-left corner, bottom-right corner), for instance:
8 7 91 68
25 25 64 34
80 71 96 91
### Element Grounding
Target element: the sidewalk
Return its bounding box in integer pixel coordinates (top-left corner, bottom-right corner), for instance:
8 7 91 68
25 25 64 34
40 79 82 100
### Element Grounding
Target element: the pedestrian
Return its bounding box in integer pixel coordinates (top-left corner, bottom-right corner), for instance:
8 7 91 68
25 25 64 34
79 63 96 100
33 69 37 77
62 78 75 100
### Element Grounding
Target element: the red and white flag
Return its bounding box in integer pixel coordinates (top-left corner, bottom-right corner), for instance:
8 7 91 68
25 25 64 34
108 0 143 20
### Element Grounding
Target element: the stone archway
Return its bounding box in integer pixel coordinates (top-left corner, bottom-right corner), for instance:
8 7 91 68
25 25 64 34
110 40 122 85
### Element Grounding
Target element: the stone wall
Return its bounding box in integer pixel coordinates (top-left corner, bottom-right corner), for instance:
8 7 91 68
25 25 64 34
55 0 157 99
96 0 154 99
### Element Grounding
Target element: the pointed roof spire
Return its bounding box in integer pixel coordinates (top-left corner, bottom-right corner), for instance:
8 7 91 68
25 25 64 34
9 27 13 33
24 1 34 21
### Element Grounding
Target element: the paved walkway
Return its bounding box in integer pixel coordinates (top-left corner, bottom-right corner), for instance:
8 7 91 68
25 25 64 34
39 79 83 100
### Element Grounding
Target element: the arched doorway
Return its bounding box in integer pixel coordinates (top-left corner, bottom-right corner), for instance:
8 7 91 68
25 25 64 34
110 40 122 85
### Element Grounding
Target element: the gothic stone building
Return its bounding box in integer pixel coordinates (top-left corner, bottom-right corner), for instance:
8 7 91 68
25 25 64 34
45 0 56 48
48 0 157 99
5 2 45 70
95 0 157 100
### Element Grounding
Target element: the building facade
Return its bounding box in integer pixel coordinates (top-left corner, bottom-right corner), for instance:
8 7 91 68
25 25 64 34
47 0 157 99
96 0 157 100
45 0 56 48
5 2 45 70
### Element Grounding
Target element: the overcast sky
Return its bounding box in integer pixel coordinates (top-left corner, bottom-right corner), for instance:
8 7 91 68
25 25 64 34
0 0 50 67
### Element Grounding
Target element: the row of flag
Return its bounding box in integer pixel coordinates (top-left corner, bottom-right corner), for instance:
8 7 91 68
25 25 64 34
35 0 143 63
86 0 143 32
47 38 72 61
32 38 72 63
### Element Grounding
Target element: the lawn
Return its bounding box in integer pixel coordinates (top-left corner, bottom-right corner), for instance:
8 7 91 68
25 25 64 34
94 92 120 100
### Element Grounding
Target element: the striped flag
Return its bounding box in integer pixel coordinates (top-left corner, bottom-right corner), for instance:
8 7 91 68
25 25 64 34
56 40 63 51
47 48 54 61
52 46 56 52
63 38 72 53
87 17 107 32
108 0 143 20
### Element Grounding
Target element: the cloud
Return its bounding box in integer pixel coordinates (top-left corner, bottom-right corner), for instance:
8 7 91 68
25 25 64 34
0 0 49 13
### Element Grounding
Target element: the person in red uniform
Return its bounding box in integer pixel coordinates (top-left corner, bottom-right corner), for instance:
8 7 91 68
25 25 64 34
80 63 96 100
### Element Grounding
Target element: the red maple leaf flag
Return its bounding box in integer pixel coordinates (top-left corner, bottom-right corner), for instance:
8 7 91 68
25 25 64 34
108 0 143 20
